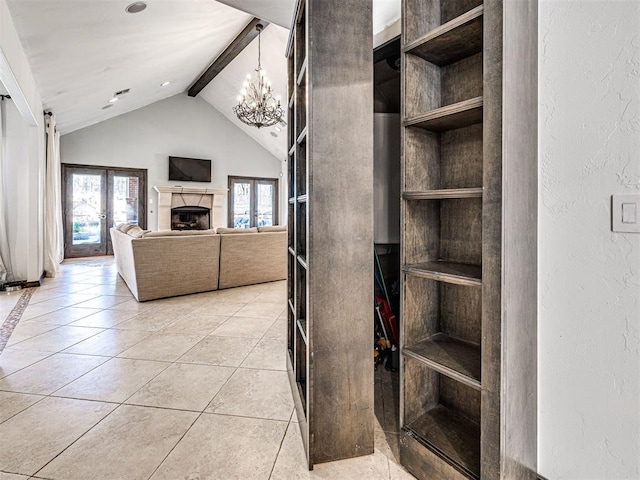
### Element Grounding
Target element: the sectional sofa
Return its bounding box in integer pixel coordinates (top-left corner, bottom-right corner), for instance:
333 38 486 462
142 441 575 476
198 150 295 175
110 225 287 302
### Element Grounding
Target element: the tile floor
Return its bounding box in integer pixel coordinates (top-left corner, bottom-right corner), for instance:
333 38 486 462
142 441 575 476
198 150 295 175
0 257 413 480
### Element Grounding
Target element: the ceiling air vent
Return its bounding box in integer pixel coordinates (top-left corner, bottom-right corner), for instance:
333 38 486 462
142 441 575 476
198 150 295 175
114 88 130 96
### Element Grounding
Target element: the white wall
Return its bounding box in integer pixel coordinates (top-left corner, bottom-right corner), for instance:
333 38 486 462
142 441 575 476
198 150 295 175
539 1 640 478
61 93 283 231
0 0 45 283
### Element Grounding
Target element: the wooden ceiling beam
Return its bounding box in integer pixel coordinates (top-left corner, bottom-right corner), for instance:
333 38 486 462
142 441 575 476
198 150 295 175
188 17 268 97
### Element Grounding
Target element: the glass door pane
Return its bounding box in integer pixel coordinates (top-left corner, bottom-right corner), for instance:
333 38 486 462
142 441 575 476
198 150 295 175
112 175 141 227
71 174 103 245
232 182 252 228
257 182 275 227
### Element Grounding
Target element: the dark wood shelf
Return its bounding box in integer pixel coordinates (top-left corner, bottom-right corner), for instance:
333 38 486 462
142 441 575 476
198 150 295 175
297 194 308 203
288 298 295 314
402 188 483 200
403 333 481 389
403 261 481 287
288 246 296 256
297 255 307 269
404 6 483 66
296 126 308 144
404 405 480 479
289 144 296 156
404 97 483 132
297 318 307 344
296 57 308 85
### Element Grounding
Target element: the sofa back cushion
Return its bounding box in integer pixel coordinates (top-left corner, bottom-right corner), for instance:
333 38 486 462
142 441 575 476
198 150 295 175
257 225 287 233
142 229 217 238
216 227 258 234
126 226 150 238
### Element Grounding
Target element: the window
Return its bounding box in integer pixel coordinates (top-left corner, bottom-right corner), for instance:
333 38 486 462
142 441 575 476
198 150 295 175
228 176 279 228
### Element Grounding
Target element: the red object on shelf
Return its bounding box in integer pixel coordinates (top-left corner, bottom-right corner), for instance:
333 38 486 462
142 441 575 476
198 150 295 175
375 296 399 347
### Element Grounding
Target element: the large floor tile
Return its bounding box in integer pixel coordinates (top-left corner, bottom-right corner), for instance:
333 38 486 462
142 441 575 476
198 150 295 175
0 353 108 395
5 324 59 347
0 349 53 379
18 304 62 322
114 309 184 331
8 326 105 353
178 335 258 367
71 295 130 310
66 309 138 328
107 299 157 313
240 337 287 371
22 307 103 326
263 317 287 340
211 316 276 339
126 363 234 411
150 413 287 480
206 368 293 421
0 472 29 479
161 313 229 335
54 357 169 403
0 396 115 476
0 391 43 424
30 293 100 309
63 329 151 357
37 405 197 480
117 332 204 362
206 288 260 304
233 302 286 320
193 301 246 316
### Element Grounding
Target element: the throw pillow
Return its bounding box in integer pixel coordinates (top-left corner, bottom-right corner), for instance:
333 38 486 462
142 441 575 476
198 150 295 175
126 226 150 238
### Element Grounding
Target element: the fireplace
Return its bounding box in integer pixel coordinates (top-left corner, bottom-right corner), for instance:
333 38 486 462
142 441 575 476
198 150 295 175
171 206 210 230
154 186 227 231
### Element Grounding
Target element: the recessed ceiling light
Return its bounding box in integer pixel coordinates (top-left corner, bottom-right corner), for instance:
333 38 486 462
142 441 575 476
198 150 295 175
101 104 113 110
108 97 119 103
160 81 171 87
274 126 282 133
125 2 147 14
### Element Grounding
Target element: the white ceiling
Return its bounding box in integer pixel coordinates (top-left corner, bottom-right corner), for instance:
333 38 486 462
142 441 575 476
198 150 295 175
5 0 400 159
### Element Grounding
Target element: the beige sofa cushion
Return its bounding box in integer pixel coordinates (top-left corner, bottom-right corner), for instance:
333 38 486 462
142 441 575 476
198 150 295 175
218 231 286 289
142 229 216 238
216 227 258 234
258 225 287 233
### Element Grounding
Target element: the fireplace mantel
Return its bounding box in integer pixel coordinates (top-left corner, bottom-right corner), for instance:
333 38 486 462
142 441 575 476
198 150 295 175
154 185 228 231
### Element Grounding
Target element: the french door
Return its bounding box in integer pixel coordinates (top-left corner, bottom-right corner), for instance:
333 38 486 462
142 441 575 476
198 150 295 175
62 164 147 258
228 176 279 228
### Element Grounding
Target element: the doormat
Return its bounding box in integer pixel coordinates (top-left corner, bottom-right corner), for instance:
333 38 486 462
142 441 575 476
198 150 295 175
0 288 35 354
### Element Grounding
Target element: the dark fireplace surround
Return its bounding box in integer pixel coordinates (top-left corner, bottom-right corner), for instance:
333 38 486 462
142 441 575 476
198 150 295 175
171 206 211 230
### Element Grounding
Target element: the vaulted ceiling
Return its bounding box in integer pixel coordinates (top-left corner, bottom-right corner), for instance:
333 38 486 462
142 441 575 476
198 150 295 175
5 0 400 160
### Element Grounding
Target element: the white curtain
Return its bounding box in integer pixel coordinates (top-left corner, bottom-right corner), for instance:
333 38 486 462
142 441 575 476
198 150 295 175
43 114 63 277
0 98 14 283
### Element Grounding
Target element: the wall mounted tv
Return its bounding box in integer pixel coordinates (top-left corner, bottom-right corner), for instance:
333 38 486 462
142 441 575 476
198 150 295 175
168 156 211 182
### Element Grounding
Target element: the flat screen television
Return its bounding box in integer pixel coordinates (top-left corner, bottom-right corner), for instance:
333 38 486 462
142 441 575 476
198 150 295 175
168 156 211 182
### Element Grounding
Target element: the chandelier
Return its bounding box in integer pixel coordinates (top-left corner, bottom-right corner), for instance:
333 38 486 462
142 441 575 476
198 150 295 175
233 24 284 129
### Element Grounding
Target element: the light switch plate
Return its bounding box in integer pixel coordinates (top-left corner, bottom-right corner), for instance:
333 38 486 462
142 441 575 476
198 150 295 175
612 193 640 233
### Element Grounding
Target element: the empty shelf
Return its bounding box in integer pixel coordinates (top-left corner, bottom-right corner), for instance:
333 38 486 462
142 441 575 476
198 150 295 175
288 298 295 314
404 6 483 66
288 144 296 156
296 57 307 85
402 188 483 200
403 261 481 286
297 255 307 269
404 97 483 132
404 405 480 479
403 333 481 389
288 246 296 256
296 126 308 144
297 318 307 344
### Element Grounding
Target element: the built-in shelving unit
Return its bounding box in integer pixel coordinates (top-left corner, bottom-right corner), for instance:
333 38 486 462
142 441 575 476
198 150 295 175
285 0 374 469
399 0 538 478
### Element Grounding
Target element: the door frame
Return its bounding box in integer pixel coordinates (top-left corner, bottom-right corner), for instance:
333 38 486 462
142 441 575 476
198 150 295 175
227 175 279 228
62 164 147 258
